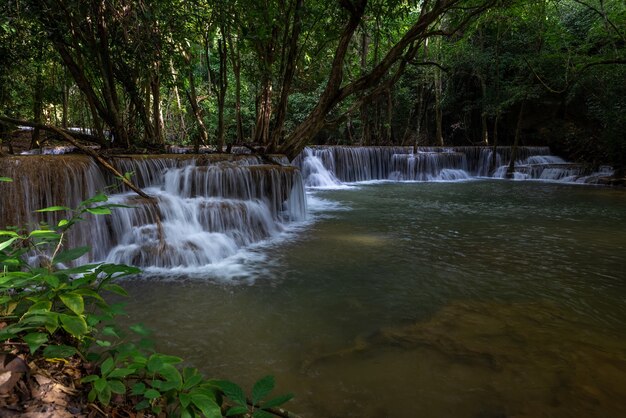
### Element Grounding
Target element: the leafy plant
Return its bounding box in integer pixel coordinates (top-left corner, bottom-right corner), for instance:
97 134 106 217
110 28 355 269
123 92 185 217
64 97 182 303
0 191 138 357
216 375 293 418
0 188 296 417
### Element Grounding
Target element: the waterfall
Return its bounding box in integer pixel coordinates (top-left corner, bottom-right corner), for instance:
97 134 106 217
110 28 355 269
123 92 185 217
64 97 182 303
0 155 306 272
295 146 613 185
298 148 344 188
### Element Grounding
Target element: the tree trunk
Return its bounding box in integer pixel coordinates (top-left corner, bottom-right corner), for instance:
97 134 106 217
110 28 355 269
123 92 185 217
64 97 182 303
360 26 370 145
227 29 244 144
254 78 273 146
278 0 492 160
216 34 228 152
151 68 165 146
270 0 303 151
169 60 186 137
182 52 209 153
61 67 69 129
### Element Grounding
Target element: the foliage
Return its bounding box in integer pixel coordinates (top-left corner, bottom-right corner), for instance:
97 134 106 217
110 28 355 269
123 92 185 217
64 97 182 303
0 0 624 169
0 190 294 417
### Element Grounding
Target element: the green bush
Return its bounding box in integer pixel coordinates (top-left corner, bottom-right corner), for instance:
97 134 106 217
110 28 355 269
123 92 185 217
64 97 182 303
0 186 294 417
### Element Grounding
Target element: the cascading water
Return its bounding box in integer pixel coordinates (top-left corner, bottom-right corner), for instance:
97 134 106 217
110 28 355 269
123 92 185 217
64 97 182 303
1 145 614 274
295 146 613 185
0 155 306 274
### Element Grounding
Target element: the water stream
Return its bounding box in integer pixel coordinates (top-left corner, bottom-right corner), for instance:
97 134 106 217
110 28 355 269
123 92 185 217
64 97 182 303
119 180 626 417
1 147 624 417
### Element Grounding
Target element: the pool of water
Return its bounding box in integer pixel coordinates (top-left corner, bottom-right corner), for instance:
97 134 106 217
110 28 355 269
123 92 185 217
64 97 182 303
120 180 626 417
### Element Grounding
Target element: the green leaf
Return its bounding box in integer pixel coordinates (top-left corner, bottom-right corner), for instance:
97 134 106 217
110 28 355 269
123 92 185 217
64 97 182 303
96 340 112 347
28 230 61 240
108 379 126 394
94 377 107 392
130 323 151 337
214 380 247 406
42 274 60 288
101 357 115 376
23 332 48 354
131 382 146 396
190 394 222 418
181 407 193 418
159 363 182 386
43 344 77 358
108 368 135 379
28 300 52 313
57 219 69 228
59 313 88 337
53 246 90 264
35 206 70 213
158 354 183 364
252 375 275 405
146 355 164 373
98 264 141 276
0 237 17 252
101 325 120 338
179 392 191 409
86 207 111 215
88 388 97 403
81 375 99 384
71 288 105 302
226 406 249 416
143 388 161 400
97 384 112 405
135 399 151 410
183 373 203 391
0 177 12 182
59 292 84 315
102 283 129 296
262 393 294 409
80 192 108 206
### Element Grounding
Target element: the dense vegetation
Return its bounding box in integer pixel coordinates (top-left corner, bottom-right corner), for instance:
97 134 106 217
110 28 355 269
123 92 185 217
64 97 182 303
0 0 624 170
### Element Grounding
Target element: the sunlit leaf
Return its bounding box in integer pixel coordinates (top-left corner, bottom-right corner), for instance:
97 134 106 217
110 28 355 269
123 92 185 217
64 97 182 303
59 313 88 337
59 292 85 315
35 205 70 213
0 237 17 252
86 207 111 215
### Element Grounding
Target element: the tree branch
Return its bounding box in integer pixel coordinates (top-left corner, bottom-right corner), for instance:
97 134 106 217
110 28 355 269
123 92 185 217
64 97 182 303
0 116 152 200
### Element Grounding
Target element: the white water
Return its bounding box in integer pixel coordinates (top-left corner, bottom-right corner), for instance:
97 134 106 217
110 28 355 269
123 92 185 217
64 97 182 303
0 146 615 276
295 146 614 186
0 155 307 276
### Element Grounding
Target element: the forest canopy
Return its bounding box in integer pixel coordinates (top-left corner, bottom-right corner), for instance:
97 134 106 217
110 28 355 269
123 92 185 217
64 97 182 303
0 0 624 168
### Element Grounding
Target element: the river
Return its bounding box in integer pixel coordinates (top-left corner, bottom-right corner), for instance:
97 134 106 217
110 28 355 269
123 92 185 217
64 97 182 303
119 180 626 417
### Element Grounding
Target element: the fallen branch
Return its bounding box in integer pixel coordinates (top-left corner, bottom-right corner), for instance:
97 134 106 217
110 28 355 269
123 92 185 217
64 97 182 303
246 399 303 418
242 143 285 166
0 116 152 200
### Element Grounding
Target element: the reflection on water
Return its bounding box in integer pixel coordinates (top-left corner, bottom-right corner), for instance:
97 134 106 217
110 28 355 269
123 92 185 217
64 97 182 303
120 181 626 417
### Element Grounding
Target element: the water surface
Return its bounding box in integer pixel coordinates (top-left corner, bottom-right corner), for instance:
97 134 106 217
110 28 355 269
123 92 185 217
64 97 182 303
121 180 626 417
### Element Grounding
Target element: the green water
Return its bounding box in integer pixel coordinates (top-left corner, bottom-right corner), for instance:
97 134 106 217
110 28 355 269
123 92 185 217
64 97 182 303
121 181 626 417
